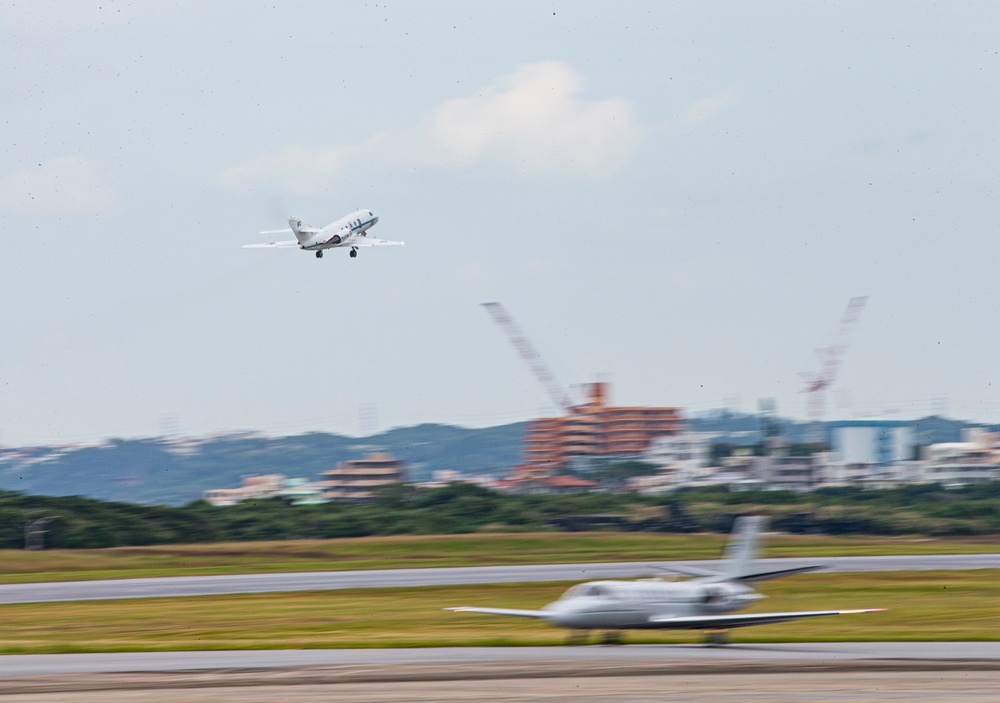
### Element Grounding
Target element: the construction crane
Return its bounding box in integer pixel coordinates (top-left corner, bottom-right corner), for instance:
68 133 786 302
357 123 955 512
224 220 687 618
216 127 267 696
799 296 868 422
481 302 574 414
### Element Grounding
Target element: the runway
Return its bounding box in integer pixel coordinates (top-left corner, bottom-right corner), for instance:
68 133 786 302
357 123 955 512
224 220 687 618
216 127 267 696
1 553 997 604
1 642 999 676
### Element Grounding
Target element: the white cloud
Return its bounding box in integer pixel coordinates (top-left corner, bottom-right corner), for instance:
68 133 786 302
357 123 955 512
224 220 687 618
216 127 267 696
674 90 739 129
220 61 641 195
415 61 640 174
0 157 120 215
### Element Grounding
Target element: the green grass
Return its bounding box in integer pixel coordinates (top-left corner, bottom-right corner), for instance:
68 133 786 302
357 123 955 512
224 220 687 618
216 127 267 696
0 570 996 653
0 532 997 584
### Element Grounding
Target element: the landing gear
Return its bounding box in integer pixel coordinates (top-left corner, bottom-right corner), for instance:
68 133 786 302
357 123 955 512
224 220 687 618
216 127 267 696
565 630 590 645
702 630 731 647
600 631 624 645
349 248 358 258
315 251 323 259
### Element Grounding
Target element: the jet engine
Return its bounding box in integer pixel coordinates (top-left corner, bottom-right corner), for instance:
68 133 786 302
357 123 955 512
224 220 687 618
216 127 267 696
696 583 756 613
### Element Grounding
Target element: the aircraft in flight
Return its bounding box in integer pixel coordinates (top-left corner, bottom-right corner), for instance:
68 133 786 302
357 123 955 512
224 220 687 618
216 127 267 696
447 516 883 645
243 209 403 259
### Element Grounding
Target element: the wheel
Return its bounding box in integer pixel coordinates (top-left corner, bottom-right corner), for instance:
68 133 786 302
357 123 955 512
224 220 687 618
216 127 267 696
600 631 624 645
702 630 731 646
565 631 590 646
315 251 323 259
350 249 358 258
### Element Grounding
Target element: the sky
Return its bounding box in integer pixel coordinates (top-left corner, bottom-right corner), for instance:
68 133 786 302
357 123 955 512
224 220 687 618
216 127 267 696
1 1 998 445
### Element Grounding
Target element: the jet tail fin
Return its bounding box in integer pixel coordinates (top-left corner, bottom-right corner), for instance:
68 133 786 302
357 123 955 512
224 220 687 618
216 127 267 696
287 217 317 245
721 515 768 581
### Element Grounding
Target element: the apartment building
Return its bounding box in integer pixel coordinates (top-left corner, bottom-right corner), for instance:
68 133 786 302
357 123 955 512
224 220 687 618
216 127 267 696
522 382 683 471
320 452 407 501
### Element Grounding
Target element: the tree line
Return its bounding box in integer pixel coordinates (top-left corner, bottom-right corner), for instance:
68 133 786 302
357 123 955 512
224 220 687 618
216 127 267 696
1 481 999 549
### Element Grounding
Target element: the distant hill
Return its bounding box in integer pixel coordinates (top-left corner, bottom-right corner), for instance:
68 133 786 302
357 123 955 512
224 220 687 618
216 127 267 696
1 413 994 506
0 423 526 506
686 410 996 446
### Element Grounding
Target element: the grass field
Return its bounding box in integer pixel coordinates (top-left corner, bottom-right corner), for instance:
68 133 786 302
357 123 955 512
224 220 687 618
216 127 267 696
1 532 998 584
0 570 997 653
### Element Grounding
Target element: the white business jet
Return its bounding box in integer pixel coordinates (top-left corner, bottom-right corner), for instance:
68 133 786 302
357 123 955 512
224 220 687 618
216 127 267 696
243 209 403 259
448 516 883 645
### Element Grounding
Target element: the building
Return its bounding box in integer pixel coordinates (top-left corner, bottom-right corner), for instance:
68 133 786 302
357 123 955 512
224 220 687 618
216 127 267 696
493 474 599 495
829 420 914 464
824 419 914 486
203 474 287 506
917 429 1000 486
522 382 683 472
643 432 716 484
752 454 825 492
321 452 406 501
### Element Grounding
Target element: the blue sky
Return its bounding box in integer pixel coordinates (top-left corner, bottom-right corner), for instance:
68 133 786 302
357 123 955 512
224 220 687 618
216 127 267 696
1 1 998 443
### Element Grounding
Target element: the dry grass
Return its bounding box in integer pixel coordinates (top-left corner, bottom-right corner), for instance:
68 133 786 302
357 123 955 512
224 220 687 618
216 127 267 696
1 532 997 584
0 570 996 653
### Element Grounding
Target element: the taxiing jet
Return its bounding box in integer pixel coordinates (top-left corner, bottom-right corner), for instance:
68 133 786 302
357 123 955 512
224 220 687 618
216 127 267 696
447 516 883 645
243 209 403 259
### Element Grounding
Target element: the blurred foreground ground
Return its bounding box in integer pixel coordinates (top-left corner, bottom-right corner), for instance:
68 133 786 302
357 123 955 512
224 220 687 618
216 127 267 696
2 660 997 703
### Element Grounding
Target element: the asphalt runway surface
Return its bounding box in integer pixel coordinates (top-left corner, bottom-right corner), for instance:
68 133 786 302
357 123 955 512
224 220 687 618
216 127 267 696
2 553 998 604
2 642 1000 676
1 646 998 703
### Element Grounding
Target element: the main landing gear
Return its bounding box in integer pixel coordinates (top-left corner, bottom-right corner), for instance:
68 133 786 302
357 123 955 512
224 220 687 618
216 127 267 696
315 251 323 259
349 248 358 258
565 631 590 645
702 630 731 647
564 631 624 645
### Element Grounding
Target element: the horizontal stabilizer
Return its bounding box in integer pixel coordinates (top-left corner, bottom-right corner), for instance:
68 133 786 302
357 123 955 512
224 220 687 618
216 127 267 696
354 238 404 247
445 606 549 619
649 608 885 630
729 564 826 583
243 240 300 249
653 563 720 579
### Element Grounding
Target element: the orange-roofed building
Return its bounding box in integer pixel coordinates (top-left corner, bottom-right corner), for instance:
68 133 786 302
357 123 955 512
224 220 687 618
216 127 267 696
522 382 683 474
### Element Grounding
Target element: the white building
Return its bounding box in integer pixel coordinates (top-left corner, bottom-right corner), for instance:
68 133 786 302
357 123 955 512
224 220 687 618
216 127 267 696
829 420 914 464
918 429 1000 486
643 432 716 484
203 474 286 506
823 419 914 485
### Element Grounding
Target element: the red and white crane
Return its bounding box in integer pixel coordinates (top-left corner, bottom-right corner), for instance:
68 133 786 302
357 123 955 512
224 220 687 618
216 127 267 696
800 296 868 421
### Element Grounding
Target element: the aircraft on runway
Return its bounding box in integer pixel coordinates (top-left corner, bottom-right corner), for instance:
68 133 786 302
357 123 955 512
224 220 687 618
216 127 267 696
243 209 403 259
447 516 884 645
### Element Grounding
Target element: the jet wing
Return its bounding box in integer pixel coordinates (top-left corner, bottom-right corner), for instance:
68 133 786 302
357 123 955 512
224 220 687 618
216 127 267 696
353 237 404 247
648 608 885 629
445 606 549 619
243 240 300 249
